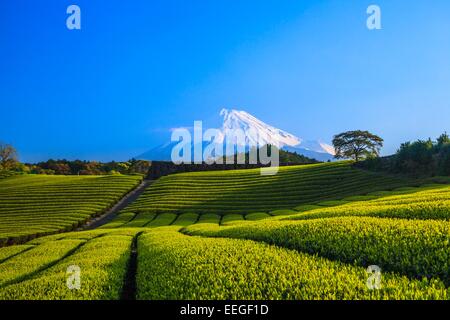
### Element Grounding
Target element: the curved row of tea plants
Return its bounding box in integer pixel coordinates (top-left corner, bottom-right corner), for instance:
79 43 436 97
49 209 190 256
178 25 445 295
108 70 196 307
0 229 139 299
183 216 450 283
102 211 276 229
288 184 450 221
125 162 410 214
0 174 142 246
137 227 448 300
103 182 450 229
0 171 18 180
1 221 449 300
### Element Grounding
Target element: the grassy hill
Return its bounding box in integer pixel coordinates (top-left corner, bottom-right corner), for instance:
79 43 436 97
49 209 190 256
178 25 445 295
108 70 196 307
184 184 450 284
109 162 414 226
0 161 449 300
0 171 18 180
0 174 142 245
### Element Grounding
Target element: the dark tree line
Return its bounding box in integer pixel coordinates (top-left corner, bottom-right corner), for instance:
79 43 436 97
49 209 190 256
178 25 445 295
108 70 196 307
222 145 319 165
358 133 450 176
25 158 151 175
1 140 151 176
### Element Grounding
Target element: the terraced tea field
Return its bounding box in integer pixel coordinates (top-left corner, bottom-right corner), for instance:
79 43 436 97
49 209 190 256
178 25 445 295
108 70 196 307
0 162 449 300
0 174 142 246
0 228 139 299
105 161 445 227
123 161 412 215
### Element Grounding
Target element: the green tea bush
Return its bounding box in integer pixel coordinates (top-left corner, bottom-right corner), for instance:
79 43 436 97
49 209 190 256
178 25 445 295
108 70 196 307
221 214 244 225
123 212 156 228
184 217 450 282
124 162 409 215
172 213 199 226
196 214 221 224
0 234 135 299
0 174 142 243
269 209 298 216
137 228 448 300
100 212 136 228
146 213 177 227
290 185 450 221
0 240 84 287
245 212 271 220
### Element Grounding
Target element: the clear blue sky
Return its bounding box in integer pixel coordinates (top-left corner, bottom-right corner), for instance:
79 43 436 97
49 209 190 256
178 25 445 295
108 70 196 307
1 0 449 162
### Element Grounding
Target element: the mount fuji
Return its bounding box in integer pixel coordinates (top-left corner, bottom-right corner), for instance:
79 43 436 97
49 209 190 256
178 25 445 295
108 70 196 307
137 109 335 162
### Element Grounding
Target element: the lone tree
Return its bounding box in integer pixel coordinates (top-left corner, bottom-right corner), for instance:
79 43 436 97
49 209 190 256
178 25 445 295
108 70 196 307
332 130 383 162
0 142 18 170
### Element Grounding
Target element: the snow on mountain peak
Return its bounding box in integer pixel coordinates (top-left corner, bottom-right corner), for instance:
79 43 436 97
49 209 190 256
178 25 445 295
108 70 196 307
137 109 335 161
218 108 302 148
298 140 336 156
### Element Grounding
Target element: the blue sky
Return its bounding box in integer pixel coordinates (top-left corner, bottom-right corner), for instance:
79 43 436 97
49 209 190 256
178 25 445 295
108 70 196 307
1 0 449 162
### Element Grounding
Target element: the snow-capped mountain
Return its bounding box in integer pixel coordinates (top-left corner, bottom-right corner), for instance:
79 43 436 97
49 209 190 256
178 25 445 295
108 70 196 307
290 140 336 156
137 109 335 162
217 109 301 147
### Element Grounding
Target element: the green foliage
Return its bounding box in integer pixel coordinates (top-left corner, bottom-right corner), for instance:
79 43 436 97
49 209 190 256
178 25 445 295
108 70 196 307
146 213 177 227
100 212 136 229
0 171 19 180
316 200 350 207
0 174 142 244
125 162 409 215
245 212 271 220
437 144 450 175
1 156 448 301
437 132 450 147
292 185 450 221
122 212 157 228
184 216 450 283
0 240 84 287
172 213 199 226
196 214 221 224
0 245 34 263
221 214 244 225
222 145 319 165
269 209 298 216
0 233 135 299
0 142 18 171
332 130 383 162
396 139 434 171
24 158 150 175
342 195 378 201
278 148 320 163
137 228 447 300
358 132 450 176
293 204 322 212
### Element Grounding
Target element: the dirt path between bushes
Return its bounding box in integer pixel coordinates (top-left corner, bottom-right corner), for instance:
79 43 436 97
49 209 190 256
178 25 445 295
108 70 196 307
81 180 153 230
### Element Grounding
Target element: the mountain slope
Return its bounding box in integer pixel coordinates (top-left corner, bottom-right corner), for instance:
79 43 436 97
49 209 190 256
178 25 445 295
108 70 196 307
138 109 335 162
122 162 408 214
217 109 301 147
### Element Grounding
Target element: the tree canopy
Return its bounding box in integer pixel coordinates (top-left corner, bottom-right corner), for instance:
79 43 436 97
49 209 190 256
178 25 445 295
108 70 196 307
355 132 450 177
332 130 383 162
0 142 18 170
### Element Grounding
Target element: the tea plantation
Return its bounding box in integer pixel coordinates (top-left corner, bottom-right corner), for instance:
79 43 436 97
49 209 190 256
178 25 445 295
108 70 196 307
0 174 142 246
123 161 410 214
0 162 449 300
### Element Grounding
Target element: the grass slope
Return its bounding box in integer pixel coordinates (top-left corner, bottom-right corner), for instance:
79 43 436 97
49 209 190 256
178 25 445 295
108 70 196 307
0 230 138 299
0 162 448 300
2 227 446 300
122 162 411 216
0 174 142 245
136 227 447 300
